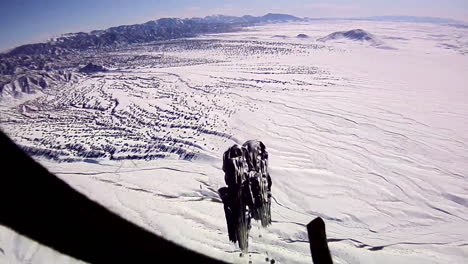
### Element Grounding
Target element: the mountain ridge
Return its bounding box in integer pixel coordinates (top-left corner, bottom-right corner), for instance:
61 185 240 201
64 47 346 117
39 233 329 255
5 13 303 57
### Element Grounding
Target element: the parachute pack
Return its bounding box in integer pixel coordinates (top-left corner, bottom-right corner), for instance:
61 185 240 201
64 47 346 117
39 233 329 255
218 140 272 252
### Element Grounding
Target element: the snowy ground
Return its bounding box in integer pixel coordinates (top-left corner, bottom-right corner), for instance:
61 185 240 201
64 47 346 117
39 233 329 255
1 21 468 263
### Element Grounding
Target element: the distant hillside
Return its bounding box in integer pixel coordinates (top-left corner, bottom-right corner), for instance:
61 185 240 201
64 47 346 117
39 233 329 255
317 29 382 45
5 13 303 57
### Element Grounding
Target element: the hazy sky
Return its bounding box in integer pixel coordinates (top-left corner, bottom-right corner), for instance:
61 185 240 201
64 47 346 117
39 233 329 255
1 0 467 51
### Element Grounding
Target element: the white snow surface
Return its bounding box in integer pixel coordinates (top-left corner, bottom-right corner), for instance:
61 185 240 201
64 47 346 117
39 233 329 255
1 21 468 264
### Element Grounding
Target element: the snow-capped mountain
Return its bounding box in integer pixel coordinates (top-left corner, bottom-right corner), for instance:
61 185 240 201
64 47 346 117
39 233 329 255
6 14 303 57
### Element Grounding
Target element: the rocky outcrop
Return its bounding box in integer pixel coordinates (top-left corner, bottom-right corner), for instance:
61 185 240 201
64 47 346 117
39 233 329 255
79 63 107 74
318 29 381 44
0 71 79 98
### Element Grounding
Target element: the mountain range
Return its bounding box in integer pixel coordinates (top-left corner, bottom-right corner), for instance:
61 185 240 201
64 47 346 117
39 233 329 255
5 13 302 57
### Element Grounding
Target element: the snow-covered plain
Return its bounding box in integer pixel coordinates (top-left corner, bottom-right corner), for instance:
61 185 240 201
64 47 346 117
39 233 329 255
1 21 468 263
